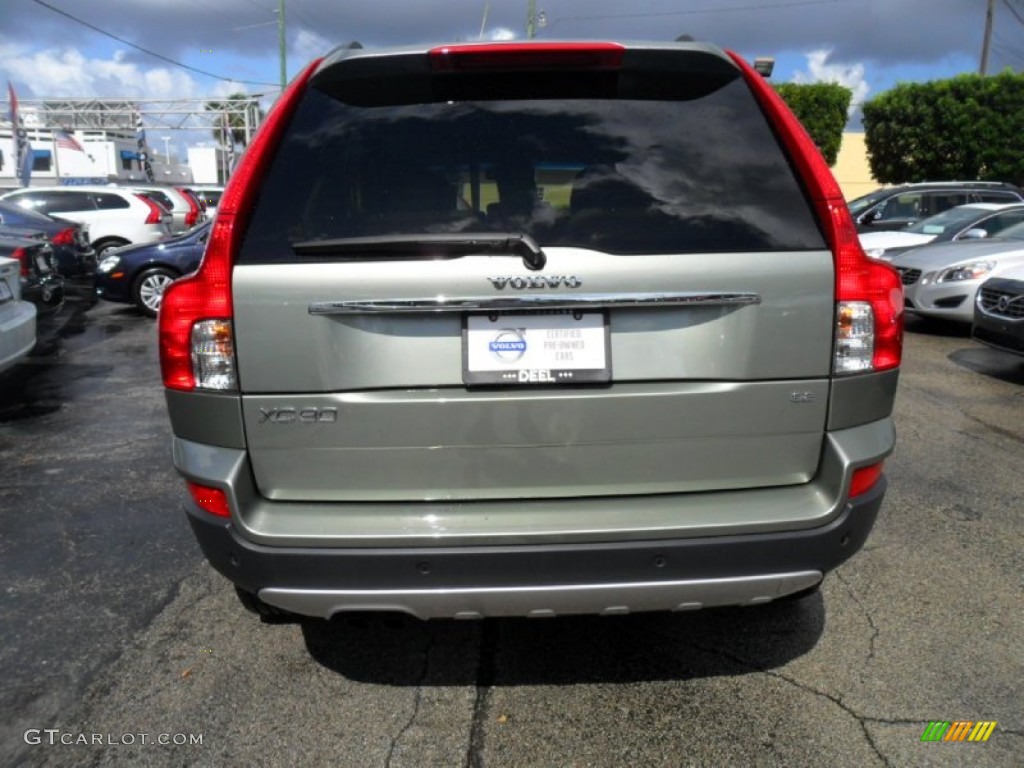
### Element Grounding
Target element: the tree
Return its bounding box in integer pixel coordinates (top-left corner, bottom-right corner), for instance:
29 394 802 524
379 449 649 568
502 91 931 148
204 93 264 148
862 71 1024 185
775 82 852 166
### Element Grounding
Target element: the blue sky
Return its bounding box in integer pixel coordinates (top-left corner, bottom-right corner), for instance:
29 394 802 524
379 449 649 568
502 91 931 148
2 0 1021 153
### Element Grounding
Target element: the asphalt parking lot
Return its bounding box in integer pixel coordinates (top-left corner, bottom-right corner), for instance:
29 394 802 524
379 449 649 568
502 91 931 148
1 301 1021 767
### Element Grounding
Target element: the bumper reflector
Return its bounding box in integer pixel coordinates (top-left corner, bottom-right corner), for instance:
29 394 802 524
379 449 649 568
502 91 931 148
187 482 231 518
850 462 884 498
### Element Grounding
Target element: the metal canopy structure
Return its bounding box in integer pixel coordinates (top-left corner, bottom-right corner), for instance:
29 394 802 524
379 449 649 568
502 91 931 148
3 97 264 144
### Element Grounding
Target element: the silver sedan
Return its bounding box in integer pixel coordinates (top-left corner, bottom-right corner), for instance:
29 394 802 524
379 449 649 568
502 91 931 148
890 222 1024 322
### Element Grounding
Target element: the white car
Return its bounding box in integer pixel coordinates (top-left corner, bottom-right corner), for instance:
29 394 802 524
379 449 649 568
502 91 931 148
861 203 1024 261
0 255 36 374
128 185 205 233
0 186 172 255
891 222 1024 323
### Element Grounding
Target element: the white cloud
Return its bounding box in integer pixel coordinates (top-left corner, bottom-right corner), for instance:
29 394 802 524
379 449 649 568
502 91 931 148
0 38 199 99
793 49 870 117
487 27 518 42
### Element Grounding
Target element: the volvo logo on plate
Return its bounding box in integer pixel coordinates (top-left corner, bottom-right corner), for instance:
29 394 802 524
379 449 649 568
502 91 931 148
489 329 528 362
488 276 583 290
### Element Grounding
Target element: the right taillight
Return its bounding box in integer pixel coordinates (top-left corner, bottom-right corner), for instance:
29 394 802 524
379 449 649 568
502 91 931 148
824 198 904 374
177 187 200 227
159 57 323 392
136 193 165 225
728 51 903 376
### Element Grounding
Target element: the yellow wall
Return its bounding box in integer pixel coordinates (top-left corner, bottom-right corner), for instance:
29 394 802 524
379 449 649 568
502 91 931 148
833 132 878 201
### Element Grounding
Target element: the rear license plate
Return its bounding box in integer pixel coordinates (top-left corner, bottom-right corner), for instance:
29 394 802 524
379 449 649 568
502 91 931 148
35 254 50 273
463 311 611 386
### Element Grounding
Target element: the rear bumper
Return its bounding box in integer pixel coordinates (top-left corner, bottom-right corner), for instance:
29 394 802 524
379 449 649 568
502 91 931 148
185 478 884 619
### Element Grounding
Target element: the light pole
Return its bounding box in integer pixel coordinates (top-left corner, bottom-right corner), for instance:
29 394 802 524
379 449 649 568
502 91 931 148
161 136 172 163
277 0 287 89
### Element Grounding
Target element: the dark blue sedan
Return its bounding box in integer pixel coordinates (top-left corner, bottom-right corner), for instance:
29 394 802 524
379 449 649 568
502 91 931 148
95 221 210 316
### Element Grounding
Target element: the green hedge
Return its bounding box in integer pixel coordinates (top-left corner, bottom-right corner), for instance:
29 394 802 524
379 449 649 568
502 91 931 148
775 82 852 166
862 71 1024 185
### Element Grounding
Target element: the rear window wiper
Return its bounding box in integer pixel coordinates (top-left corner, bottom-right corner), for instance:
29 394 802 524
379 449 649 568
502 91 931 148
291 233 547 271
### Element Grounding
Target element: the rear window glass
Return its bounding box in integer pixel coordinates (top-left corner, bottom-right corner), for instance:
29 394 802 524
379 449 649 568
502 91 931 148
23 191 90 214
94 193 130 210
241 57 825 263
976 191 1021 203
907 206 987 235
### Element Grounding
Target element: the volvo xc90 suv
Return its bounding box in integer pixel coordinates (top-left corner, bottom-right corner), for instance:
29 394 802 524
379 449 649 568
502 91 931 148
160 41 904 621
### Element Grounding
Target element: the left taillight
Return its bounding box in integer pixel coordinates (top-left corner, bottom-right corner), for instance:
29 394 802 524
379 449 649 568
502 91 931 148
159 57 323 392
136 194 165 225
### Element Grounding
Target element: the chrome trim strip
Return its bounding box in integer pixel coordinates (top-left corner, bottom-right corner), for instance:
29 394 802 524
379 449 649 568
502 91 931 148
309 292 761 315
260 571 822 620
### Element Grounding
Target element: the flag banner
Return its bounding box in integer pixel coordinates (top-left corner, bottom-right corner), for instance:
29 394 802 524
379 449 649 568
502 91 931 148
55 130 86 152
7 81 33 187
135 110 155 182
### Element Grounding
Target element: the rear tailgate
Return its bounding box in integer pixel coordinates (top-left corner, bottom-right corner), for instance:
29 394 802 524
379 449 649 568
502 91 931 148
232 43 836 502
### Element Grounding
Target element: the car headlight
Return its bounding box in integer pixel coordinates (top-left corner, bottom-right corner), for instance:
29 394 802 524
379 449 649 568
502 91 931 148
864 247 887 260
938 260 995 282
97 255 122 273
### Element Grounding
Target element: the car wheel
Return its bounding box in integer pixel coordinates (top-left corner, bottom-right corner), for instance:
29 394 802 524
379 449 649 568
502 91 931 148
93 239 129 256
132 267 178 317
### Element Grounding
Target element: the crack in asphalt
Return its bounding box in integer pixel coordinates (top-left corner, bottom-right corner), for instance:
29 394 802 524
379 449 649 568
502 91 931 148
383 630 434 768
684 640 929 768
834 572 880 671
464 621 499 768
961 412 1024 446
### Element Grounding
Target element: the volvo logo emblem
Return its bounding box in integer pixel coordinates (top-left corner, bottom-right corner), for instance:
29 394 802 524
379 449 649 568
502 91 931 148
488 276 583 290
997 295 1011 312
489 329 528 362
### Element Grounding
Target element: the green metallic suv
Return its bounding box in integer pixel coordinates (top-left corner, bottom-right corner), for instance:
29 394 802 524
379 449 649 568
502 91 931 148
160 41 904 620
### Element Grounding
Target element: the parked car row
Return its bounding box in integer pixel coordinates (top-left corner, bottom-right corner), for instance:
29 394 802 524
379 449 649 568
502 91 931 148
0 183 220 256
0 185 222 368
854 191 1024 358
848 181 1024 233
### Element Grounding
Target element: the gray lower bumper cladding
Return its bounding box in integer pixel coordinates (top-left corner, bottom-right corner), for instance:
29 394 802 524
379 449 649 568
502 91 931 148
184 480 883 619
